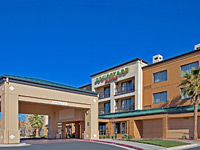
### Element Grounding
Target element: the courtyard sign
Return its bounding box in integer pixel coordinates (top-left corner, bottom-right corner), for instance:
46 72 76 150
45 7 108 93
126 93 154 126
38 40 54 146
96 68 129 83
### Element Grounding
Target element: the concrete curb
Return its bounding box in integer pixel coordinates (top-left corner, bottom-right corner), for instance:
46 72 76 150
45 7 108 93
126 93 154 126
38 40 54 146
167 143 198 150
0 143 31 147
83 139 143 150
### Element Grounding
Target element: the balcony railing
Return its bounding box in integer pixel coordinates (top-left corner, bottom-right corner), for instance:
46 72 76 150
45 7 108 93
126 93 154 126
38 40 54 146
115 85 135 96
99 107 110 115
115 104 135 112
99 91 110 99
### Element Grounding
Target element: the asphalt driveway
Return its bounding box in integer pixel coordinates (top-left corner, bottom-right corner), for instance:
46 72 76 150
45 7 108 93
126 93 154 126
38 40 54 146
0 140 126 150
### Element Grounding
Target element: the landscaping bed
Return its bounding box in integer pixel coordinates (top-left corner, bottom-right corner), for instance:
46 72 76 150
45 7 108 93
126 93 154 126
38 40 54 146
129 139 190 148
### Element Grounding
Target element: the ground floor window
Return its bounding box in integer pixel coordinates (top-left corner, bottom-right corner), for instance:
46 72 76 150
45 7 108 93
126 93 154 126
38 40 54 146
115 122 121 134
99 123 106 135
114 122 127 134
121 122 126 134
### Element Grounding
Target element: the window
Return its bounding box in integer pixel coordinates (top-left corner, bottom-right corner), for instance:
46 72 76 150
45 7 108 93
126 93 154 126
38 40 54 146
115 122 121 134
122 122 126 134
121 80 133 93
181 62 199 76
121 99 132 106
99 86 110 99
99 123 106 135
104 103 110 114
153 91 167 103
153 70 167 83
121 98 133 111
104 86 110 98
181 88 191 99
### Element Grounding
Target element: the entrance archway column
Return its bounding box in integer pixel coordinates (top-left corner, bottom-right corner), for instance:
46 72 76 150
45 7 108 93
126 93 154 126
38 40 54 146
80 121 85 139
48 112 58 138
75 123 80 138
62 122 66 139
0 82 20 144
84 100 99 139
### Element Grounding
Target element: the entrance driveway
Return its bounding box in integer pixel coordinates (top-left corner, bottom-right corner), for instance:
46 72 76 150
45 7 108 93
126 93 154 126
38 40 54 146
0 139 126 150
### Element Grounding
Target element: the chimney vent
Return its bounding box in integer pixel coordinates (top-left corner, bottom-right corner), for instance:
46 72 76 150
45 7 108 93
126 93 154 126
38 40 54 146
153 54 163 63
195 44 200 50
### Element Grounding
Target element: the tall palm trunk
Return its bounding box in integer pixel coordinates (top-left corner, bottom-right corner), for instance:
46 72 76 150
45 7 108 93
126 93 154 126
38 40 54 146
194 103 198 140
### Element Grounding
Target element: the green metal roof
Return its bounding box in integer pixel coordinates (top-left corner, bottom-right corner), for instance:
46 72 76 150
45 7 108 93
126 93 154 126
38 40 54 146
1 74 96 95
99 105 199 119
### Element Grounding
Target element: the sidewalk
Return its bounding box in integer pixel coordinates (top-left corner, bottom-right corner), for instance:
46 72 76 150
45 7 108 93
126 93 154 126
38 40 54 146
0 143 30 147
97 139 165 150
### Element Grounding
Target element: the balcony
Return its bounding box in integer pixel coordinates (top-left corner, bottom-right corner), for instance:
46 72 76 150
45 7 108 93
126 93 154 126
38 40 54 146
99 107 110 115
115 85 135 96
115 104 135 112
99 91 110 99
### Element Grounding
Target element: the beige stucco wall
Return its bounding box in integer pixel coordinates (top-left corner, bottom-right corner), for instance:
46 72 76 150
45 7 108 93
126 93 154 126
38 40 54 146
92 60 147 113
0 79 99 144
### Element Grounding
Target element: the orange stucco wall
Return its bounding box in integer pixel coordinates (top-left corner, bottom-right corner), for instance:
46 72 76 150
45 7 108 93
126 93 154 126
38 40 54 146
143 50 200 109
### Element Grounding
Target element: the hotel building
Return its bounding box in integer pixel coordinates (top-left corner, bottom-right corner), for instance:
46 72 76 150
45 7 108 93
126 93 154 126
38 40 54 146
91 58 148 115
88 44 200 139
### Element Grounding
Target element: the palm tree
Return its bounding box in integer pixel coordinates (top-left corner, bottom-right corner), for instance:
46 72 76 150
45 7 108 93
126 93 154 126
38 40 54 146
179 67 200 140
29 114 44 137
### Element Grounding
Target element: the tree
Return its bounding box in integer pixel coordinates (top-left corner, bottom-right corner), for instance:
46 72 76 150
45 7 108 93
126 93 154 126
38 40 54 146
179 67 200 140
29 114 44 137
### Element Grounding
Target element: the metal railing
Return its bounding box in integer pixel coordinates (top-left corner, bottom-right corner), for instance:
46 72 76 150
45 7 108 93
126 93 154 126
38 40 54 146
115 85 135 96
99 107 111 114
115 104 135 112
99 91 110 99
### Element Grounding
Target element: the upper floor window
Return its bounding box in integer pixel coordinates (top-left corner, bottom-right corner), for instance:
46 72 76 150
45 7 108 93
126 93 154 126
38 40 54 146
181 61 199 76
121 98 132 106
121 80 133 91
153 70 167 83
104 87 110 97
99 86 110 99
153 91 167 103
181 88 191 99
104 102 110 114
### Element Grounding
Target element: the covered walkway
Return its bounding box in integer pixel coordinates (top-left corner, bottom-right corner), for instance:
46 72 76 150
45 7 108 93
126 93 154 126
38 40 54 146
0 75 99 144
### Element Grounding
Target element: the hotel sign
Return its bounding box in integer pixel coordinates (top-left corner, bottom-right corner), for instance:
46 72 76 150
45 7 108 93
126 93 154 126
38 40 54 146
52 101 68 105
96 68 129 83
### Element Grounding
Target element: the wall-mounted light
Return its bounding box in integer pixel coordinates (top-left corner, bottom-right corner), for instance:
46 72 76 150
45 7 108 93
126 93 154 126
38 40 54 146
86 110 89 115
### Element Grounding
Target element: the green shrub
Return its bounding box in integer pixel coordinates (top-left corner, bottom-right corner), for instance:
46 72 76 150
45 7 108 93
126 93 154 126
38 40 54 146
103 135 106 139
128 135 133 140
182 136 187 140
40 135 47 138
99 135 103 139
106 135 110 139
122 136 127 140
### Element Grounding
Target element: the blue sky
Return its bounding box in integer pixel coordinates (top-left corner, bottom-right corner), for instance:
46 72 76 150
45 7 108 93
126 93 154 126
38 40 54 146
0 0 200 87
0 113 26 121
